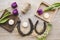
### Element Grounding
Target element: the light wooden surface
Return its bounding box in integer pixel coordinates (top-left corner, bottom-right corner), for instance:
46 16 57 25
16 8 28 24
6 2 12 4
0 0 60 40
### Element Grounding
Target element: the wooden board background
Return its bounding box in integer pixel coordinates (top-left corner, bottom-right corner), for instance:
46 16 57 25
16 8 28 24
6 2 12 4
0 0 60 40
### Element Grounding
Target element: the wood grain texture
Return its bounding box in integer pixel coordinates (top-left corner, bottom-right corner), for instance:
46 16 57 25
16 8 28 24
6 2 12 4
0 0 60 40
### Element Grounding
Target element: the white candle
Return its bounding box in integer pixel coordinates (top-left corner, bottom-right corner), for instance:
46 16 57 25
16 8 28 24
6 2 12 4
22 22 28 28
8 19 14 25
43 13 50 19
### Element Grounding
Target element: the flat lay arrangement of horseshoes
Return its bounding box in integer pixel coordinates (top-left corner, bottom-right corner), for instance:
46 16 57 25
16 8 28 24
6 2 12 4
0 0 60 40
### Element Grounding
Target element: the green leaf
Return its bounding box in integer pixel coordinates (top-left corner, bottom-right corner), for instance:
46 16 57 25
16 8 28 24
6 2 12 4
0 12 11 21
44 6 54 12
44 2 60 12
0 18 9 24
0 9 11 24
3 10 9 16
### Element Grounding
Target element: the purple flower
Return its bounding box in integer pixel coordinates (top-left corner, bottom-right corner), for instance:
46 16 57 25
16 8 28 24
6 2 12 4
12 9 18 15
37 9 43 15
11 2 17 8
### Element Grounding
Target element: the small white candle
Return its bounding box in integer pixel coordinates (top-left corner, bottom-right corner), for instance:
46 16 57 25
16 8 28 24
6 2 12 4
8 19 14 25
43 13 50 19
22 22 28 28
